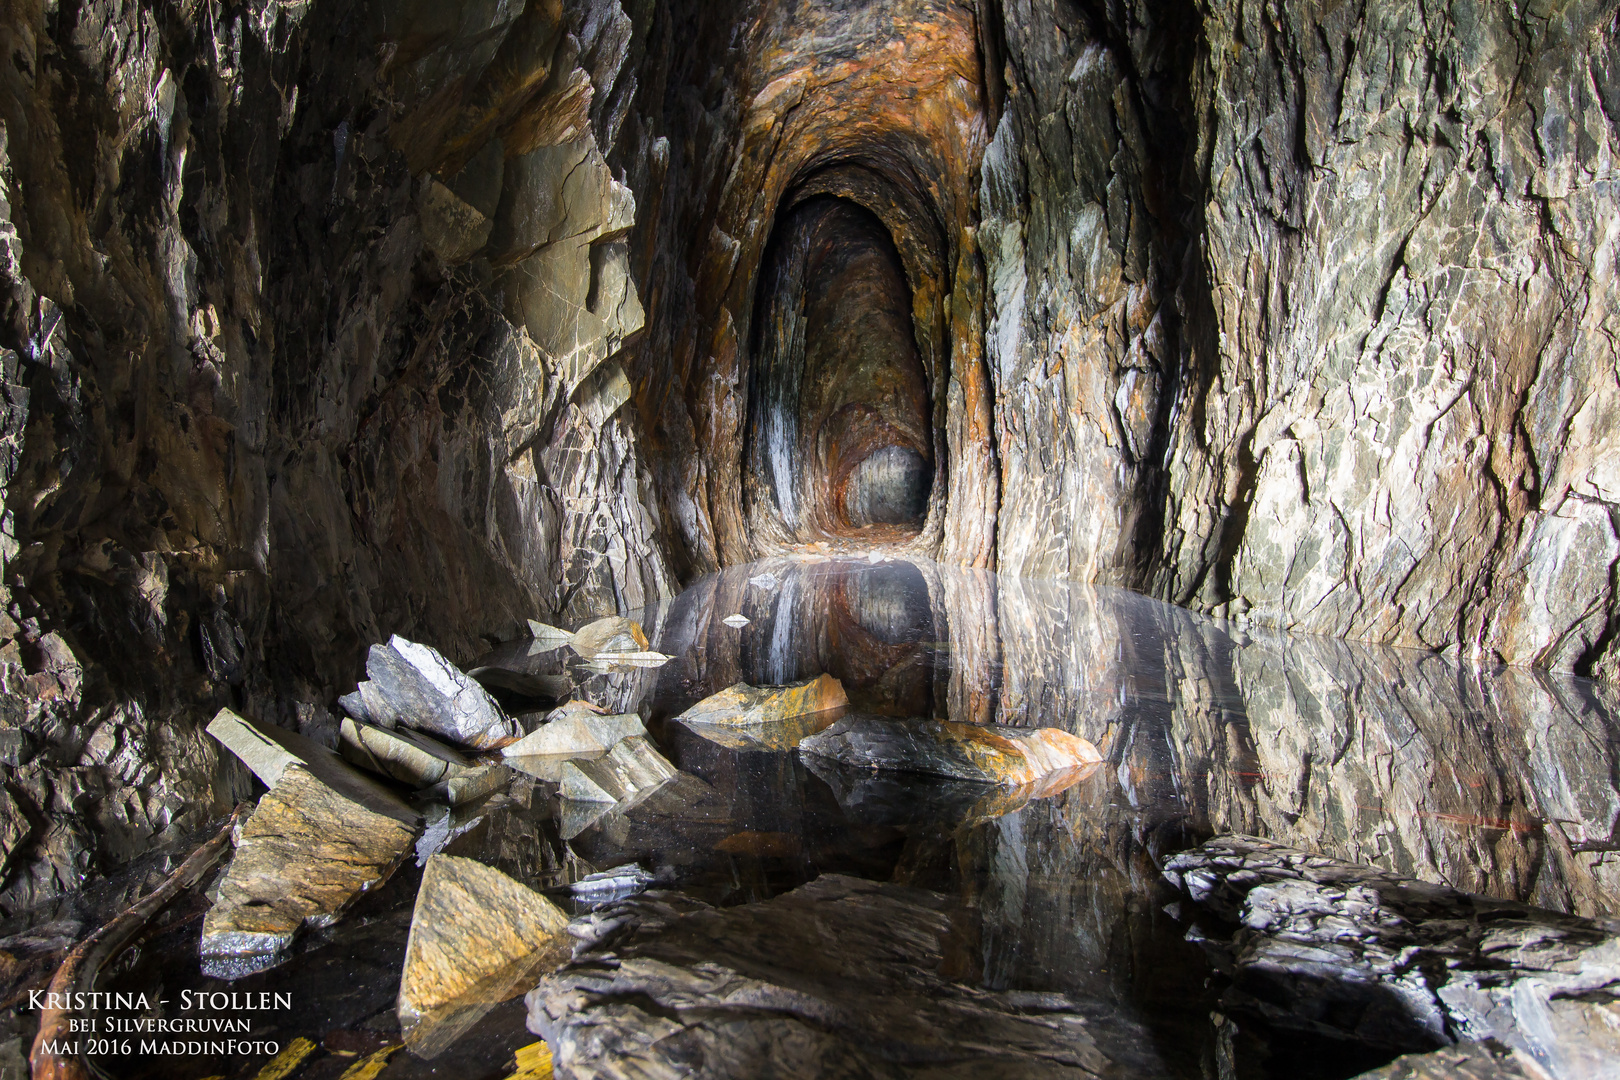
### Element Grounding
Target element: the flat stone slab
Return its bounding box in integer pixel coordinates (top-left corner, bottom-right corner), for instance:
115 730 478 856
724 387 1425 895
398 854 573 1059
201 765 419 961
527 874 1168 1079
674 674 848 726
340 716 473 788
558 735 676 803
502 701 645 757
209 708 421 819
799 715 1101 787
346 635 520 750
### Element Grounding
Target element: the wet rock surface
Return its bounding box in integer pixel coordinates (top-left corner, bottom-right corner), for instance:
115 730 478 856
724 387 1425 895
347 637 521 751
526 874 1170 1079
1164 836 1620 1077
502 701 646 757
674 674 849 727
201 765 418 963
801 714 1101 787
558 735 677 804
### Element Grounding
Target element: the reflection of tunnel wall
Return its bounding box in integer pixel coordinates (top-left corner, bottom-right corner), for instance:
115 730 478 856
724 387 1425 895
746 196 935 542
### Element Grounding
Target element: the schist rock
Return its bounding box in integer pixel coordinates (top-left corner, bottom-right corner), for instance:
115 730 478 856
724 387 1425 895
501 700 646 756
208 708 421 816
201 765 419 963
567 616 649 657
1356 1044 1530 1080
676 710 839 752
674 674 848 726
343 636 520 750
558 735 677 804
526 874 1169 1079
1163 835 1620 1078
398 854 573 1059
799 715 1102 787
340 717 473 788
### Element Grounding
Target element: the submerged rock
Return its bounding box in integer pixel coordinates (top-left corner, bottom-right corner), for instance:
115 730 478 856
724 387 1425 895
526 874 1168 1079
348 636 520 750
398 854 573 1059
800 715 1102 787
502 701 645 757
201 765 418 962
1164 836 1620 1077
674 674 848 726
567 616 649 657
558 735 676 804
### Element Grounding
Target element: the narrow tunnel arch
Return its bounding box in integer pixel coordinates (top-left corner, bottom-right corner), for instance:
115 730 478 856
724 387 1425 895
744 192 937 547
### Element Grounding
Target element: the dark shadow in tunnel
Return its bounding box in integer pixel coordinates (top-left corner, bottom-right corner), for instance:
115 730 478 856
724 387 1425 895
744 194 935 546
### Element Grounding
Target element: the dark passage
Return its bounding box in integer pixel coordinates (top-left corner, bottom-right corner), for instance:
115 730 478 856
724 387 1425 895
746 196 935 545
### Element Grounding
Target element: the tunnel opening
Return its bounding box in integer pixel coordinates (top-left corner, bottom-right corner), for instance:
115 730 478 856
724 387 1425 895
744 194 936 548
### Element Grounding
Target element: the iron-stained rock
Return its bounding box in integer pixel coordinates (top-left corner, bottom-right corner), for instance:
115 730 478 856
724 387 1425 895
357 636 519 750
201 765 418 962
674 674 848 727
567 616 648 657
558 735 676 803
676 710 838 753
502 701 645 757
398 854 573 1059
799 715 1102 787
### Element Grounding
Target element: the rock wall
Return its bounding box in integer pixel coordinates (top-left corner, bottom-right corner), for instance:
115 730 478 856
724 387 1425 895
0 0 671 914
981 0 1620 678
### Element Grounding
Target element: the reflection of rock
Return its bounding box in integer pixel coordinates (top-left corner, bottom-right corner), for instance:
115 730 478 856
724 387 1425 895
398 854 573 1059
803 754 1078 828
201 765 418 962
1164 836 1620 1075
675 710 838 752
675 674 848 725
568 616 649 657
559 735 676 803
346 637 520 750
526 875 1168 1079
502 702 644 756
800 715 1101 787
425 764 512 807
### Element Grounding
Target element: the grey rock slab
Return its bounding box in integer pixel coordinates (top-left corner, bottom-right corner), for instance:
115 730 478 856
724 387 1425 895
557 735 676 804
799 714 1102 788
361 636 520 750
501 701 645 757
208 708 418 823
399 854 572 1059
527 874 1168 1079
1165 836 1620 1078
339 716 473 788
426 763 513 807
201 764 419 961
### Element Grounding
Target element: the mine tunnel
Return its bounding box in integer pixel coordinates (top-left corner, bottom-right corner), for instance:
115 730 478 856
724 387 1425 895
746 193 937 544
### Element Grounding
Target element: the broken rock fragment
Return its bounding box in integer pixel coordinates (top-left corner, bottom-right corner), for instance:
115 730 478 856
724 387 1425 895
340 717 472 788
674 674 847 727
567 616 648 657
398 854 573 1059
502 700 645 757
349 636 520 750
559 735 676 803
208 708 420 816
201 765 418 963
799 715 1102 787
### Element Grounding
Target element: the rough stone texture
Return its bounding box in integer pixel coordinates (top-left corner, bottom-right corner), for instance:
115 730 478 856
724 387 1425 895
526 874 1170 1079
201 764 418 959
800 714 1101 787
674 674 848 727
0 0 670 908
558 733 676 803
397 854 572 1059
501 701 644 757
347 636 520 750
1353 1044 1530 1080
210 707 416 816
1165 836 1620 1077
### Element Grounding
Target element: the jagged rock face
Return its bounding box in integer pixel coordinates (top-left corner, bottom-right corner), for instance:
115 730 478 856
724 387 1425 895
745 197 935 544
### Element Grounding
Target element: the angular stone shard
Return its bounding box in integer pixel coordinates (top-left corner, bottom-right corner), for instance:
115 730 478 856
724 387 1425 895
567 616 648 657
502 701 645 757
340 717 472 788
201 765 418 962
721 613 750 628
799 715 1102 788
208 708 417 818
425 764 512 807
398 854 573 1059
558 735 676 803
677 710 839 753
526 620 575 652
357 636 520 750
527 875 1167 1078
674 674 847 727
